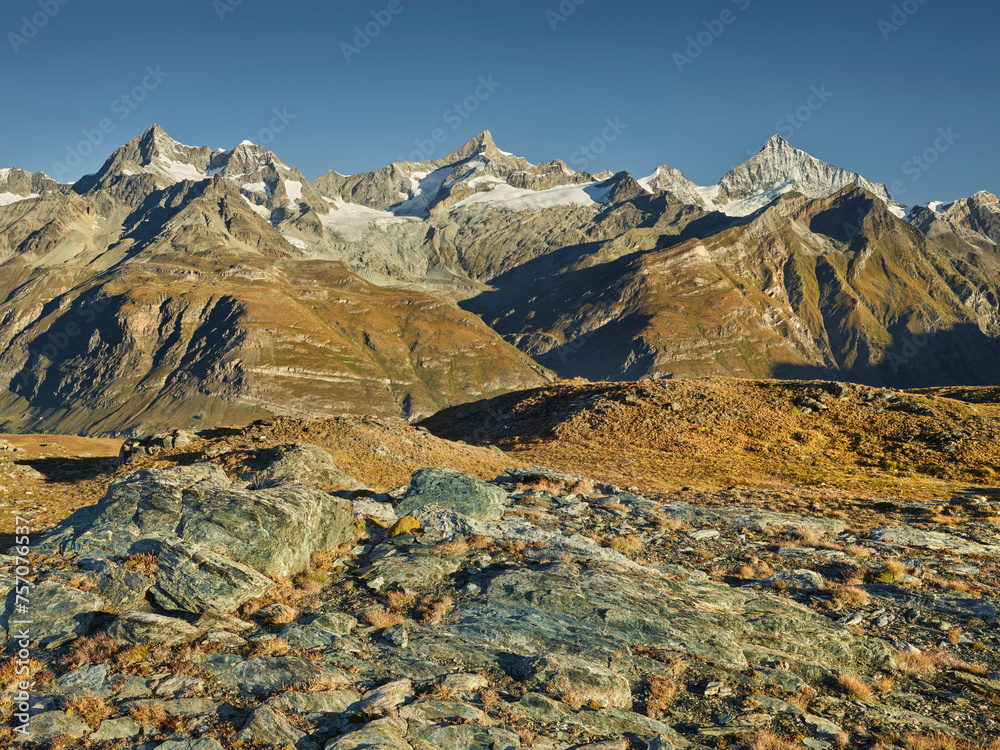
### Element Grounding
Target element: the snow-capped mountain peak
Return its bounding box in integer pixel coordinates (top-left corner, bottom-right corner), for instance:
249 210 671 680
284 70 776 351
639 135 903 218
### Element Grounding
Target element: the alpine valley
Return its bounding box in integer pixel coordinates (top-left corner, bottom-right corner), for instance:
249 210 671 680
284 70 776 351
1 126 998 436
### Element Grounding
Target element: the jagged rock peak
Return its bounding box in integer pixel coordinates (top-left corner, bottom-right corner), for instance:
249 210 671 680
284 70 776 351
717 134 896 209
447 130 529 167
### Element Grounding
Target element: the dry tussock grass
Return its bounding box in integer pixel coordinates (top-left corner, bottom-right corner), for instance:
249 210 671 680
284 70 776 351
61 633 118 670
436 538 470 556
418 595 454 626
738 730 807 750
903 733 1000 750
65 695 111 730
607 535 642 556
122 553 158 575
835 673 874 700
250 638 290 658
644 675 677 719
363 607 405 630
832 585 871 608
129 701 169 731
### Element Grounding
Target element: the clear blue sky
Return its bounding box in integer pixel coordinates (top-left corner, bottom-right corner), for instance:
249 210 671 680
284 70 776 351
1 0 996 205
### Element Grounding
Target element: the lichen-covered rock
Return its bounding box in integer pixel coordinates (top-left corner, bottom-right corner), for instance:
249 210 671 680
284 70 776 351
150 537 274 613
238 704 309 747
239 442 366 490
398 467 508 521
216 656 351 696
107 611 202 645
1 580 105 645
35 463 354 613
324 717 411 750
18 710 90 742
522 654 633 709
357 678 414 716
761 569 826 592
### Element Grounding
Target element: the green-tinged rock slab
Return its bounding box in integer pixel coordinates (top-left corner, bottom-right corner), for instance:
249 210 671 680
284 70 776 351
242 442 366 491
510 692 687 747
397 467 508 521
54 664 113 698
268 689 362 715
397 697 491 724
523 654 633 709
324 716 412 750
108 611 203 645
15 710 90 743
238 704 309 747
217 656 351 695
150 536 274 613
2 580 105 645
870 525 1000 555
90 716 141 741
154 739 226 750
281 611 358 648
357 678 414 716
35 463 355 613
411 724 520 750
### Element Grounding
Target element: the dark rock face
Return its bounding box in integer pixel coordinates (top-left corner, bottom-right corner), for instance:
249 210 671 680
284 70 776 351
118 430 198 465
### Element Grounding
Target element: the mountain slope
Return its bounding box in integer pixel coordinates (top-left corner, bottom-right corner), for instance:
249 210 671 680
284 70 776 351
0 135 553 435
469 185 1000 385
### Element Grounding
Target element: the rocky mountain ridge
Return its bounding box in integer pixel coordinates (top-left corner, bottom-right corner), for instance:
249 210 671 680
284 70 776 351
1 126 999 435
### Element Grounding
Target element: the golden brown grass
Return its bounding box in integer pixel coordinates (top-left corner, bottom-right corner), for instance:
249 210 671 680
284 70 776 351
129 702 169 731
250 638 290 658
64 695 111 730
421 379 1000 502
385 590 417 613
418 595 454 626
61 633 118 670
894 649 942 677
884 558 908 577
122 553 159 575
436 538 470 556
363 607 405 630
607 535 642 556
832 585 871 608
738 730 808 750
644 675 677 719
902 733 1000 750
261 606 298 626
835 673 874 701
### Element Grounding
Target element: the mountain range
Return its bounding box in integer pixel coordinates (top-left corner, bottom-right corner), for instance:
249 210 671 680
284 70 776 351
1 125 998 435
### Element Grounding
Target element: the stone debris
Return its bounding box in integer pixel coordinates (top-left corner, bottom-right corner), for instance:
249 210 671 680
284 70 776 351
1 455 999 749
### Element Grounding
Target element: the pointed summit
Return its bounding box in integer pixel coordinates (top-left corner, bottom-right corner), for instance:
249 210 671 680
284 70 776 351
762 133 794 152
714 135 896 214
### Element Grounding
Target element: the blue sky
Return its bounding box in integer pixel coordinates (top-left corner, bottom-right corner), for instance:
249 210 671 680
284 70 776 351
1 0 996 205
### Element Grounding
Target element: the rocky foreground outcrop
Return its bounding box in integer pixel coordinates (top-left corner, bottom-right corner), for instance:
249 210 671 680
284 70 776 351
2 444 999 749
